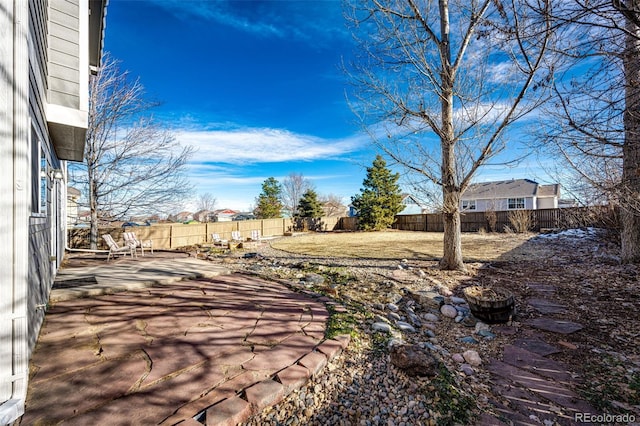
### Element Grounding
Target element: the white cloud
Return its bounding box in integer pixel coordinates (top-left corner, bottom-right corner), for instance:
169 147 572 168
177 127 367 165
154 0 348 44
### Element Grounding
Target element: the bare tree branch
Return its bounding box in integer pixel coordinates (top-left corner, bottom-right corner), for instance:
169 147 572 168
70 54 193 248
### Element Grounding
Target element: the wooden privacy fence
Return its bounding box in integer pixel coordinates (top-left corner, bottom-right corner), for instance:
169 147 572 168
68 207 615 249
69 216 342 250
391 206 617 233
337 206 617 232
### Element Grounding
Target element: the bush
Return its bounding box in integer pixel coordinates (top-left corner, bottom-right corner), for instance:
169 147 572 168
485 209 497 232
508 210 534 233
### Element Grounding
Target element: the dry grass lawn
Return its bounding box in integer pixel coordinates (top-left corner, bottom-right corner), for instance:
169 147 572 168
271 230 534 262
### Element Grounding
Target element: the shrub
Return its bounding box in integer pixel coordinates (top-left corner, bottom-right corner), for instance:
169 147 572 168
507 209 534 233
485 209 497 232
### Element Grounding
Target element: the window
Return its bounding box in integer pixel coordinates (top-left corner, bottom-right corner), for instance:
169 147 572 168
462 200 476 210
31 127 48 214
508 198 525 209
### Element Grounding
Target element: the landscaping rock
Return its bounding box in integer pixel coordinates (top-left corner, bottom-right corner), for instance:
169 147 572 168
389 344 439 377
459 364 475 376
452 353 465 363
396 321 416 333
440 304 457 318
407 290 442 308
305 273 325 286
463 350 482 366
388 312 401 321
450 296 466 305
372 322 392 333
387 303 399 312
422 313 439 322
387 293 403 304
474 321 490 333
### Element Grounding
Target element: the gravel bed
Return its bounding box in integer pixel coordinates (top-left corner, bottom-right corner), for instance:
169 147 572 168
206 242 485 425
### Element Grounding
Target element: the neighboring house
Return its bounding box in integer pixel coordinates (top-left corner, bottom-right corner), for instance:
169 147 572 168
558 198 579 208
213 209 237 222
193 210 216 223
171 211 194 223
460 179 560 212
0 1 107 422
233 212 256 221
398 194 428 215
349 194 427 217
67 187 81 227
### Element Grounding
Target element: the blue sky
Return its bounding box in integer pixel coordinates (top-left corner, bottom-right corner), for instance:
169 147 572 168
103 0 551 212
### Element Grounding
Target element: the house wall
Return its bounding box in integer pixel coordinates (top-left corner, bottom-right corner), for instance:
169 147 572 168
463 197 535 212
0 0 85 422
537 197 557 209
48 0 81 109
0 0 30 420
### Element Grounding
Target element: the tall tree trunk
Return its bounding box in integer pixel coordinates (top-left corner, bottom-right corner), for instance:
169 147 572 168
89 172 98 250
621 6 640 263
438 0 465 271
440 189 464 270
439 0 465 270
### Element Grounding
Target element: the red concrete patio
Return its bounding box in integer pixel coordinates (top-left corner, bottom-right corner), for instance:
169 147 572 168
20 253 348 425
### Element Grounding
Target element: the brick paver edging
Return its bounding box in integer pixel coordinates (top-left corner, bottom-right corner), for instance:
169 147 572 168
183 334 351 426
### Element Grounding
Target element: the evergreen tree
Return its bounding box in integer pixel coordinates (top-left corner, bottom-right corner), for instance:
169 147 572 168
297 189 324 218
351 155 403 230
254 177 283 219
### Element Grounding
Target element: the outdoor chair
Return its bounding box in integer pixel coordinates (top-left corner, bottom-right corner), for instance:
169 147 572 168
250 230 262 243
211 233 228 247
102 234 135 262
123 231 153 256
231 231 243 243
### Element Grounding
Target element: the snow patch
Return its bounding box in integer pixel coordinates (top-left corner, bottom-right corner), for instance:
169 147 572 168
533 227 602 241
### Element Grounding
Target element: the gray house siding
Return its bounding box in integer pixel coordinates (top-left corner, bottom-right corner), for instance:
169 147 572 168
0 0 105 422
468 197 534 212
48 0 81 109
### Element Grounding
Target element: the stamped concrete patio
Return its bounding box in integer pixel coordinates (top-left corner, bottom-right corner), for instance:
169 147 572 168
21 252 348 425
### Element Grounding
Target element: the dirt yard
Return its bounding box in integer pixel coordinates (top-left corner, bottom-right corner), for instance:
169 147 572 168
271 229 533 262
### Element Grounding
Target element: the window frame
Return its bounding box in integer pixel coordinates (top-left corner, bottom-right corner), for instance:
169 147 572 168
507 197 525 209
31 126 49 216
462 199 476 210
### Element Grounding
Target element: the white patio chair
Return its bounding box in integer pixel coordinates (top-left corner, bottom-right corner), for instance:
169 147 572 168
211 233 228 247
123 232 153 256
250 230 262 243
102 234 135 262
231 231 243 243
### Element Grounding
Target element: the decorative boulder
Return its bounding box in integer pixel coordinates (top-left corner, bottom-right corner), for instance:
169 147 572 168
389 343 439 377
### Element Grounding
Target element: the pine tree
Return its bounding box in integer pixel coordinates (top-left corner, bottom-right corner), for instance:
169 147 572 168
297 189 324 218
351 155 403 230
254 177 283 219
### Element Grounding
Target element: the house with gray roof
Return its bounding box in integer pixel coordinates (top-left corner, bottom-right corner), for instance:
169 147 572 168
460 179 560 212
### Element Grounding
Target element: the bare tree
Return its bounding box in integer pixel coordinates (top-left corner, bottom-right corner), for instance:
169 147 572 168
196 192 217 212
70 54 193 249
320 193 348 217
345 0 554 270
536 1 640 262
281 173 313 215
